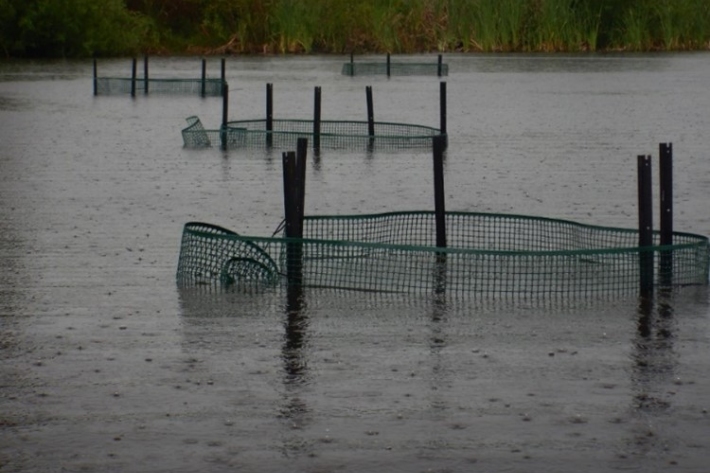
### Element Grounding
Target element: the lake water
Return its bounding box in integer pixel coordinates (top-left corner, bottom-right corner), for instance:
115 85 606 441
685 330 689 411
1 54 709 472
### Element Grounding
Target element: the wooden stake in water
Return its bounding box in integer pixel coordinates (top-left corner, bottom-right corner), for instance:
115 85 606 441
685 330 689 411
201 58 207 97
386 53 391 77
659 142 673 287
130 58 137 97
143 56 149 95
433 135 447 249
220 82 229 150
93 59 97 96
439 81 447 149
350 52 354 76
313 86 322 154
637 155 654 296
437 54 443 77
266 83 274 148
282 138 308 286
366 86 375 137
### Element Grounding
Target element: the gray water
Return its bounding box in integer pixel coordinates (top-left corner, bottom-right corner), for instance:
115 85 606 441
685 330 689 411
1 54 709 472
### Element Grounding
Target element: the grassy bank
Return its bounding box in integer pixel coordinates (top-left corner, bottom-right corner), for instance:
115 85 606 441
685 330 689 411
3 0 710 58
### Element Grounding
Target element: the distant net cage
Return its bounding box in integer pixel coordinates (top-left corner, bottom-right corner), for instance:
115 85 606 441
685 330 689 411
342 62 448 76
176 212 710 300
94 77 225 96
182 116 443 150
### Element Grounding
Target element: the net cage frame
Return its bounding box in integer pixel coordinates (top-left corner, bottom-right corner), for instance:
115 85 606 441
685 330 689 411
176 211 710 300
341 62 449 76
181 116 444 150
94 77 225 96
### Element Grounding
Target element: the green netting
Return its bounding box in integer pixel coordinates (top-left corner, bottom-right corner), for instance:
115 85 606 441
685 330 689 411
342 62 448 76
176 212 710 300
95 77 224 96
182 117 443 150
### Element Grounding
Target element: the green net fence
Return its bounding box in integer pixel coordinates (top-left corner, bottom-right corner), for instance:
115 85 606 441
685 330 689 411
342 62 448 76
176 211 710 301
95 77 224 96
182 117 443 150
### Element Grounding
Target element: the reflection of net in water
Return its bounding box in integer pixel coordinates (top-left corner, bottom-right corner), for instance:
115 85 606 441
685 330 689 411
181 116 443 150
94 78 224 96
176 212 710 300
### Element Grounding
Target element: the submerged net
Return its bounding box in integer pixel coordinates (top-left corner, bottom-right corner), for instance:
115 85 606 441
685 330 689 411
342 62 448 76
176 211 710 301
95 77 224 96
182 117 443 150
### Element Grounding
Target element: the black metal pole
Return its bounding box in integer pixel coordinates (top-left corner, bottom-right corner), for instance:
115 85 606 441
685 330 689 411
93 58 97 96
659 142 673 287
366 86 375 136
143 55 149 95
386 53 391 77
350 52 354 76
440 81 447 149
201 58 206 97
221 82 229 150
437 54 443 77
313 86 321 154
266 83 274 148
130 57 137 97
433 135 447 249
638 155 654 296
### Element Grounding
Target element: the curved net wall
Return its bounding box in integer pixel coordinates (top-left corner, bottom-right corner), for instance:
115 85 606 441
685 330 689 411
176 212 710 300
182 117 443 150
95 78 224 96
342 63 448 76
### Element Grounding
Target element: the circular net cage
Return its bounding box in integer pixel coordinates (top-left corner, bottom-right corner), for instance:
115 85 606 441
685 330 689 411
176 212 710 302
182 117 443 151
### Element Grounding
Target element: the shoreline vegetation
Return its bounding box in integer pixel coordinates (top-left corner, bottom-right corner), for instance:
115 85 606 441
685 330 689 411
2 0 710 58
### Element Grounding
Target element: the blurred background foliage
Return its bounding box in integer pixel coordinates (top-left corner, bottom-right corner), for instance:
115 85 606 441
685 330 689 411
2 0 709 58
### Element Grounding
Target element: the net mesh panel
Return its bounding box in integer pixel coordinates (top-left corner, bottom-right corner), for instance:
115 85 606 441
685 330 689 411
182 118 443 150
176 212 710 301
176 222 280 287
95 77 224 96
342 63 449 76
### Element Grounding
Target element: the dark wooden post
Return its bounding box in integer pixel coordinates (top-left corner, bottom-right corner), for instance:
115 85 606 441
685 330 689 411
659 142 673 287
313 86 321 154
433 135 447 249
266 83 274 148
386 53 391 77
221 57 226 84
350 52 355 76
130 57 137 97
440 81 447 149
638 155 654 296
437 54 443 77
282 138 308 286
93 58 98 96
201 58 207 97
143 55 149 95
220 82 229 150
366 86 375 135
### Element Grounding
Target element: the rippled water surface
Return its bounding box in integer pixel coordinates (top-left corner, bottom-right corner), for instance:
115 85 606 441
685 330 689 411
1 54 709 472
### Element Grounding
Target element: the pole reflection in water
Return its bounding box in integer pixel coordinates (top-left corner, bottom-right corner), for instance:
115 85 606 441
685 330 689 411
279 283 312 457
630 289 677 455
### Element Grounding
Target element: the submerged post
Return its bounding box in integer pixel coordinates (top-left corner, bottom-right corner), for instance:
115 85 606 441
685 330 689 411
440 81 448 149
266 83 274 148
638 155 654 296
313 86 321 154
659 142 673 287
386 53 391 77
220 82 229 150
143 55 149 95
93 59 98 96
282 138 308 286
350 52 354 76
366 85 375 136
433 135 447 249
130 57 137 97
201 58 207 97
437 54 443 77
